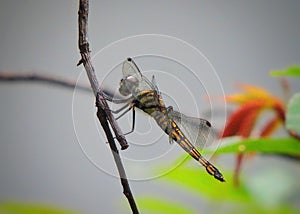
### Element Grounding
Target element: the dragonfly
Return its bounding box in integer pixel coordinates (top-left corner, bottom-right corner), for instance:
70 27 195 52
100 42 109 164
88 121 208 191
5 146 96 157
104 57 225 182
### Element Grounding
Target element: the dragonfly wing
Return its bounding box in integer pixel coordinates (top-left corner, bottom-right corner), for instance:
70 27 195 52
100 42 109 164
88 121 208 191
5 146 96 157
122 58 143 80
168 110 216 150
151 75 160 93
122 58 158 92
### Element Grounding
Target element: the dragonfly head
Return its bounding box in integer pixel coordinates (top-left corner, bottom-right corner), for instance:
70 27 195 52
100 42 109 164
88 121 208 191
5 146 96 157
119 75 139 96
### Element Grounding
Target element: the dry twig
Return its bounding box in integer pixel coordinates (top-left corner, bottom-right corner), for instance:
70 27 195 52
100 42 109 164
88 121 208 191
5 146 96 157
0 71 91 92
77 0 139 213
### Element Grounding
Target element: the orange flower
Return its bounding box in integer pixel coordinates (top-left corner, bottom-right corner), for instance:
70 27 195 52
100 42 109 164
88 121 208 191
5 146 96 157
221 84 285 138
221 84 285 186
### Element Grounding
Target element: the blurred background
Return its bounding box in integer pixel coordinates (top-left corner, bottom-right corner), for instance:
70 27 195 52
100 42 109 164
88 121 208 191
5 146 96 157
0 0 299 213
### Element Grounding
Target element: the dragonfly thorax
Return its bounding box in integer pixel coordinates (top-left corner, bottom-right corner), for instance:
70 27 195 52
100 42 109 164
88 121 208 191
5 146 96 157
119 75 139 96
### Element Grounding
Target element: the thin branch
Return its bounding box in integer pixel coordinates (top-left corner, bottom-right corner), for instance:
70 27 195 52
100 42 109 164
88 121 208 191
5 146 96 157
0 71 91 92
77 1 139 214
77 0 127 150
0 71 120 100
96 94 138 212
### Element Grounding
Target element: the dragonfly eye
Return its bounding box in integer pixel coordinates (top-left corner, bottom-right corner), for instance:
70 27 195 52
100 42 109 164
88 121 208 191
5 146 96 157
119 76 139 96
125 75 138 84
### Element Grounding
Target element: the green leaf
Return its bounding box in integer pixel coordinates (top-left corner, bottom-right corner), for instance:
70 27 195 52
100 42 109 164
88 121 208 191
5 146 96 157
0 202 77 214
140 147 300 213
161 166 252 202
286 93 300 136
137 197 195 214
218 204 299 214
212 137 300 155
270 65 300 77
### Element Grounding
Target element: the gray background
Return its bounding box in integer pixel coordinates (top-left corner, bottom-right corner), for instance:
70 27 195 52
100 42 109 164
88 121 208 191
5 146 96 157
0 0 300 213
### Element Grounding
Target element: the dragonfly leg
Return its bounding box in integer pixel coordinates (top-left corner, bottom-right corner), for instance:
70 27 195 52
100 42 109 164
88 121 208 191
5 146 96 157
115 106 133 120
123 107 136 136
109 107 135 142
111 103 130 114
103 92 133 104
168 136 174 144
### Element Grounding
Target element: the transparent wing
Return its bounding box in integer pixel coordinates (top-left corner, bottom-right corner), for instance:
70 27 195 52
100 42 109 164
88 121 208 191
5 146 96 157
122 58 158 92
168 110 216 150
151 75 160 93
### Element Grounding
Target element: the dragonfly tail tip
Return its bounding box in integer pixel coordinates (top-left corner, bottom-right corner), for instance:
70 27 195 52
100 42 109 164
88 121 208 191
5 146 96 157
214 171 225 182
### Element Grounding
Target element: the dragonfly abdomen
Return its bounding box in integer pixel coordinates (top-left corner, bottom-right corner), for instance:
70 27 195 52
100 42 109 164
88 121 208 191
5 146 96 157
156 116 225 182
152 113 201 158
133 90 225 182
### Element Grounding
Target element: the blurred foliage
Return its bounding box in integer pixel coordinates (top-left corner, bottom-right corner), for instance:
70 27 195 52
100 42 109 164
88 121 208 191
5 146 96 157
0 201 78 214
138 136 300 213
137 197 195 214
138 165 299 214
270 65 300 77
211 137 300 156
138 66 300 213
286 93 300 136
